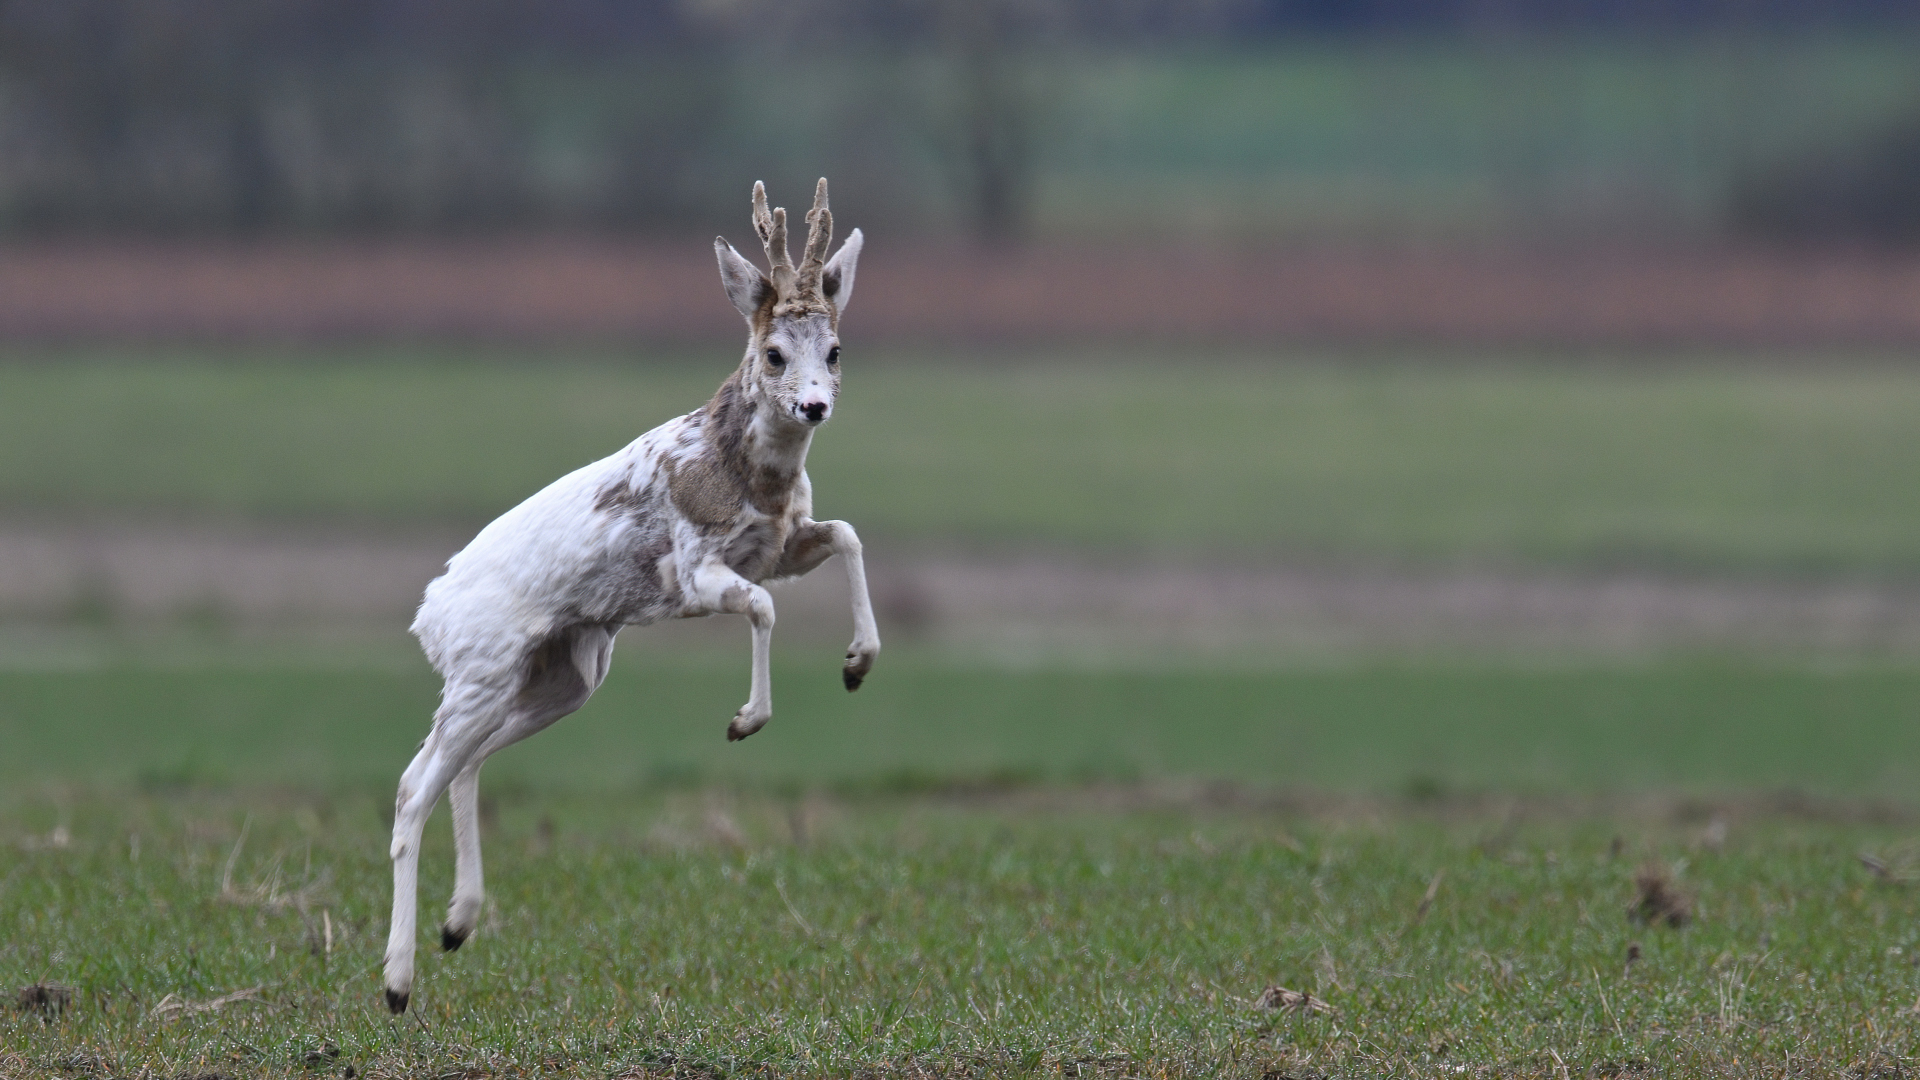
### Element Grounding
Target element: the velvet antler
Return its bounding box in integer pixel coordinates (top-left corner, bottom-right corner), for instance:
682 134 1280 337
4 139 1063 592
796 178 834 299
751 181 795 296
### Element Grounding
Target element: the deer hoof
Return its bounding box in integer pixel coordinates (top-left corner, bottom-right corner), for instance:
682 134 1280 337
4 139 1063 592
843 647 876 691
441 924 468 952
727 709 767 741
384 988 409 1014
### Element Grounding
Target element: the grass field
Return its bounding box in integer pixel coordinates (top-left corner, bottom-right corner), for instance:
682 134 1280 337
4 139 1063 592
5 350 1920 570
7 648 1915 1075
6 792 1920 1078
6 348 1920 1075
2 654 1919 799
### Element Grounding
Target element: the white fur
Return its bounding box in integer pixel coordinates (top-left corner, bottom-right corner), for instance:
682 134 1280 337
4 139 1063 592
382 194 874 1012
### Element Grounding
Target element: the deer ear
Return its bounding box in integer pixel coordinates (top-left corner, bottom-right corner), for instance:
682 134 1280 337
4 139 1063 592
714 237 771 323
821 228 862 315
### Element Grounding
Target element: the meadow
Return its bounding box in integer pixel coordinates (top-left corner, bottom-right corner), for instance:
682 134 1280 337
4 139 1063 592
3 349 1920 568
3 655 1920 799
4 348 1920 1076
5 792 1920 1078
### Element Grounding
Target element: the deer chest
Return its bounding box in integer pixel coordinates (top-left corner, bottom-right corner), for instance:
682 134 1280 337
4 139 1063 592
717 516 786 582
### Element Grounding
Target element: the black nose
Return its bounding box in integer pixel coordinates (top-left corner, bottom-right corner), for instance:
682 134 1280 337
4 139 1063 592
801 402 827 422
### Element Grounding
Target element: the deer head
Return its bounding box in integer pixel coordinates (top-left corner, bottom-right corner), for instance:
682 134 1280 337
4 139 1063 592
714 178 864 428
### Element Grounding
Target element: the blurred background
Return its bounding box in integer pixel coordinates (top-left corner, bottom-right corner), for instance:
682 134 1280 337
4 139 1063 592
2 0 1920 799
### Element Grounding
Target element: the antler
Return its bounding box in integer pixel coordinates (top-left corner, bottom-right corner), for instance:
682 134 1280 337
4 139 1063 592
750 179 836 312
796 177 833 297
751 181 795 294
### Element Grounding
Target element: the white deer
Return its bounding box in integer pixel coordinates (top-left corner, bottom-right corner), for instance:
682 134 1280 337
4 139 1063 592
382 179 877 1013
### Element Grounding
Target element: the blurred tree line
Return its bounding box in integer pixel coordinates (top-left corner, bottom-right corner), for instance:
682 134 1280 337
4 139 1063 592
0 0 1917 241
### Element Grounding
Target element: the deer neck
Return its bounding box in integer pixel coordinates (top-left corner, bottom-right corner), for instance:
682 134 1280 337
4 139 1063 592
742 401 814 477
703 367 812 499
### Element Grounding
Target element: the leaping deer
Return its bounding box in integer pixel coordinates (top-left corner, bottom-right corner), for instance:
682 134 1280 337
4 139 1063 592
382 179 877 1013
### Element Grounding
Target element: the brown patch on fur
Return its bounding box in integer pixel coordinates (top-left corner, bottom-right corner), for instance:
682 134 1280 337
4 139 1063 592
667 456 748 529
774 521 837 578
751 464 797 512
592 484 633 513
702 371 751 457
749 282 782 341
1629 863 1693 928
690 370 798 518
724 520 788 582
628 535 668 600
772 297 835 325
592 470 648 515
587 463 648 511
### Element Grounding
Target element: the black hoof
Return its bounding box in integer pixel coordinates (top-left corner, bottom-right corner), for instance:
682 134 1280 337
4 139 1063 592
441 924 468 952
843 669 865 692
384 988 409 1014
726 725 749 742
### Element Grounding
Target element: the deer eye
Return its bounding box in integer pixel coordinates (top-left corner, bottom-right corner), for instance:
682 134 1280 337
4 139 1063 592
827 346 840 366
765 348 785 368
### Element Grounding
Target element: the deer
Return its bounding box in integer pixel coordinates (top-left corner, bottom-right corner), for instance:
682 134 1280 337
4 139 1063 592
381 179 877 1013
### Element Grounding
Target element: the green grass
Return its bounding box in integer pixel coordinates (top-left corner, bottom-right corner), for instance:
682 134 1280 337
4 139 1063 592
3 654 1918 798
6 346 1919 1075
6 350 1920 570
6 793 1920 1077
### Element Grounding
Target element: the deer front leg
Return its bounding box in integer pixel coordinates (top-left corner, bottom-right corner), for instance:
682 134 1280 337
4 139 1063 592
776 519 881 691
686 560 777 741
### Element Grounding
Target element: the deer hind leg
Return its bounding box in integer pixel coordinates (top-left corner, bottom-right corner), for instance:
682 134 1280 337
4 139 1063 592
441 761 485 952
384 710 484 1013
439 625 615 956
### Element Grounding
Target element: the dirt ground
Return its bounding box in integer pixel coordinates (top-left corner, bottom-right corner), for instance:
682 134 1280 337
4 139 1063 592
4 521 1917 660
6 240 1920 346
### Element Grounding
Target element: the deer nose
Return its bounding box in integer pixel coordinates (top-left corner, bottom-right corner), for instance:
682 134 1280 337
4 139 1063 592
800 401 827 423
